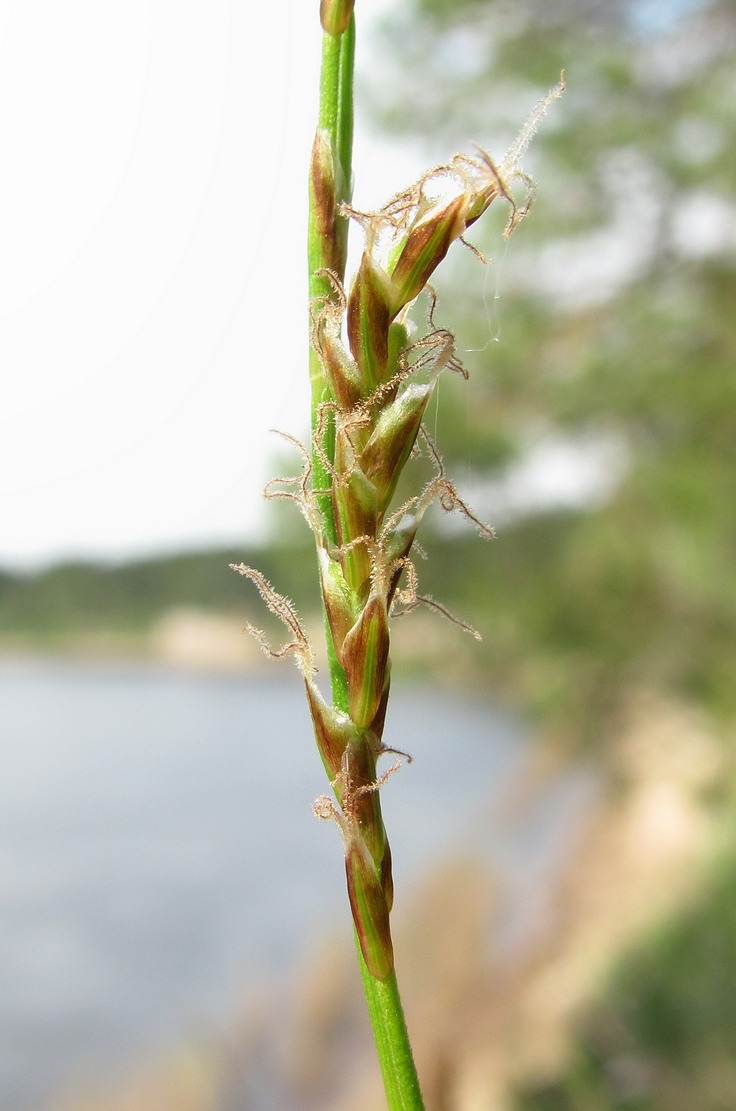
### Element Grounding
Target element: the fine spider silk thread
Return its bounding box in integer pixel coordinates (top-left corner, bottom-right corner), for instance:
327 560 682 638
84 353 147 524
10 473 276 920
462 232 511 355
455 233 511 488
432 367 441 445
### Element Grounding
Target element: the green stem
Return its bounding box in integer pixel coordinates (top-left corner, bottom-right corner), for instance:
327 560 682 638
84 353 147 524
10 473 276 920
308 19 355 706
307 21 354 554
307 10 425 1109
356 938 425 1110
335 17 355 227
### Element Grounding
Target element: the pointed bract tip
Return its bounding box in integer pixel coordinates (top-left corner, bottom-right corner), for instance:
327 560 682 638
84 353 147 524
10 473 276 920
320 0 354 37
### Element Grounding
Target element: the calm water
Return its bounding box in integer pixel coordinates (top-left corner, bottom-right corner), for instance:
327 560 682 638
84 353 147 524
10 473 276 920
0 660 591 1110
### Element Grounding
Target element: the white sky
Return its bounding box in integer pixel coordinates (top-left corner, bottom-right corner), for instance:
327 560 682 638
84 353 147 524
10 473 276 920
0 0 425 569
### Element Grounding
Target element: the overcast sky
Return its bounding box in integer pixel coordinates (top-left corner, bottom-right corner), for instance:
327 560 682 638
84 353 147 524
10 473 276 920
1 0 427 569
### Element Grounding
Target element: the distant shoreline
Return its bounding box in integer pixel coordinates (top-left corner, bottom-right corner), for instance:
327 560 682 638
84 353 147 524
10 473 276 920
0 607 269 675
0 601 479 695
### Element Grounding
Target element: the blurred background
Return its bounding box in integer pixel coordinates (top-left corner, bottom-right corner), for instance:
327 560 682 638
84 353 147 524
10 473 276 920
2 0 735 1108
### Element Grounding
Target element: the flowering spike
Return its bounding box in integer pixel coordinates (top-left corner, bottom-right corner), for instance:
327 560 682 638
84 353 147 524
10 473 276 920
243 37 561 1023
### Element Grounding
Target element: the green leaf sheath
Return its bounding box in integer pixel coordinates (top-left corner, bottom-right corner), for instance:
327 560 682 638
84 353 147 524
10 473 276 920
335 18 355 197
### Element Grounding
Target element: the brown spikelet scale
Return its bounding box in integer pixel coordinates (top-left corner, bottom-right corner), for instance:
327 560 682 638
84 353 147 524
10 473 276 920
346 256 392 390
310 133 346 280
388 194 468 311
319 0 354 37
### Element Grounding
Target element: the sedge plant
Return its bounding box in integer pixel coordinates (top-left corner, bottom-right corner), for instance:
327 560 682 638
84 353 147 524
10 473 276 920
232 3 563 1106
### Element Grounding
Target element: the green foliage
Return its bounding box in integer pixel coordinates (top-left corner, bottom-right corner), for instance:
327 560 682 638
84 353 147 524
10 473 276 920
513 853 736 1110
364 0 736 741
362 6 736 1105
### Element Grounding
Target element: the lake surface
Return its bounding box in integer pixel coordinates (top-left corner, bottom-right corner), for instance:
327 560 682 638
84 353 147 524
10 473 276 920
0 660 592 1110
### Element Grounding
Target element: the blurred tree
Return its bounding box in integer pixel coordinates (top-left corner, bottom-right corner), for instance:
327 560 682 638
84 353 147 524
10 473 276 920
363 7 736 1104
363 0 736 742
0 544 316 641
